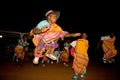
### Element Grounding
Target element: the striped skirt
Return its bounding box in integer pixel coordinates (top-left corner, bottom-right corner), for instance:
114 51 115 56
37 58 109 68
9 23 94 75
72 53 89 74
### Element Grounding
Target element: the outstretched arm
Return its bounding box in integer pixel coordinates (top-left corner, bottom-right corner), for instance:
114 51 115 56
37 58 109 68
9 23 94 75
64 32 81 37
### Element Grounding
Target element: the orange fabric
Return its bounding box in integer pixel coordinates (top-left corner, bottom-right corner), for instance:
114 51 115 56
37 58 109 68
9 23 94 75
60 49 69 62
102 36 117 59
43 23 65 43
73 53 88 73
32 34 41 46
75 39 88 56
32 23 66 46
73 39 89 74
14 45 24 58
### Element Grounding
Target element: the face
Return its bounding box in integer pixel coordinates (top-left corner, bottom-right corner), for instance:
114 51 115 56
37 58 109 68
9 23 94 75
48 13 57 23
82 33 87 39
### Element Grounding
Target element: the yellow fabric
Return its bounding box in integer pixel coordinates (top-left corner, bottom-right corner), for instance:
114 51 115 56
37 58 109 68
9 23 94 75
48 23 63 33
43 23 64 43
60 50 69 62
32 37 37 46
102 36 117 55
32 23 65 46
32 34 41 46
74 52 76 58
73 39 89 74
14 45 24 58
75 39 88 56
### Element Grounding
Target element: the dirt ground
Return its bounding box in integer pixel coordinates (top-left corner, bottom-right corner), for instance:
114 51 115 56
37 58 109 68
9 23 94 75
0 56 120 80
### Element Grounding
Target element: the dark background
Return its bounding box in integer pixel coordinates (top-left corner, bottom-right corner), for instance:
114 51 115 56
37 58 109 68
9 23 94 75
0 2 120 80
0 1 120 70
0 0 120 57
0 0 119 32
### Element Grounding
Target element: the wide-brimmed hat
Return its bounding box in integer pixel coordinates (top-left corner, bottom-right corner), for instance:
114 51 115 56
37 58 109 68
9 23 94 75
45 10 60 19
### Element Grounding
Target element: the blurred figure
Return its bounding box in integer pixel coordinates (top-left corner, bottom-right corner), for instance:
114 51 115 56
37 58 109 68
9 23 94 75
14 34 29 66
30 10 81 65
42 48 61 67
70 40 77 57
60 39 71 66
101 32 117 64
64 39 71 53
72 33 89 80
60 47 69 66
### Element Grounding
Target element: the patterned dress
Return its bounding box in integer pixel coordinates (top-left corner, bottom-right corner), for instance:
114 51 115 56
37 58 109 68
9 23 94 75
73 39 89 74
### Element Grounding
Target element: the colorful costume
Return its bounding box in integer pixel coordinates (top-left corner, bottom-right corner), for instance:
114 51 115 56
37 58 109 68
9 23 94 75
32 20 68 64
60 48 69 63
72 39 89 77
14 45 24 59
31 10 81 65
101 36 117 63
14 36 29 66
70 40 76 57
14 38 29 59
60 40 70 64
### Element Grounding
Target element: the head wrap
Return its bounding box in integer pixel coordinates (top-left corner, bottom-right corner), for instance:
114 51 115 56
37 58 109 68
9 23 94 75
36 20 50 29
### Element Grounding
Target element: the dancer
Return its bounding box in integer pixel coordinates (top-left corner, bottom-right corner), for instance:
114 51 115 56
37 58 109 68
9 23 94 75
70 40 77 57
101 32 117 64
72 33 89 80
60 48 69 66
60 39 71 66
14 34 29 66
30 10 81 64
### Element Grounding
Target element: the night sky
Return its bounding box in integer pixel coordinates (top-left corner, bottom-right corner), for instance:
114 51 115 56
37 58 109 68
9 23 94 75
0 1 119 32
0 0 120 61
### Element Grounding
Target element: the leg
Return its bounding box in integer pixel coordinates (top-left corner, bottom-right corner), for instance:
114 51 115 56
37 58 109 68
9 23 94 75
42 54 48 67
45 48 57 60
